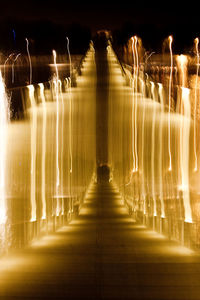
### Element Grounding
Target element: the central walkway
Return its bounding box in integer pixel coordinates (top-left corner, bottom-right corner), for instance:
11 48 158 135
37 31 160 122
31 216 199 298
1 182 200 299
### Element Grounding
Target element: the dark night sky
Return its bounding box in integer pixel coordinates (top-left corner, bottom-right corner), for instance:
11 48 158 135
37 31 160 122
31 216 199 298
0 1 199 52
0 1 196 27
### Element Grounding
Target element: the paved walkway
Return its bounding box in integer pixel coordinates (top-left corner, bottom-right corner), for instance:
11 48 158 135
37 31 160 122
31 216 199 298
1 182 200 299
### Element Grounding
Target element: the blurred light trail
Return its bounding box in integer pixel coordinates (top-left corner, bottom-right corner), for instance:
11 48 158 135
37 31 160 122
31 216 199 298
52 50 60 217
176 55 188 87
38 83 47 220
25 38 32 85
141 80 146 211
27 84 37 222
4 53 14 79
12 53 21 84
131 37 136 173
176 55 191 222
66 38 73 176
58 79 65 215
150 81 157 218
134 36 138 172
68 77 73 175
158 83 165 218
179 87 192 223
52 50 60 190
168 35 173 172
193 38 199 172
0 71 9 227
144 51 155 64
66 37 72 80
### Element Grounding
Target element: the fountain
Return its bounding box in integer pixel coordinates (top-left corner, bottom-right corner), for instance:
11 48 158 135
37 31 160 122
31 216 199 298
0 70 10 253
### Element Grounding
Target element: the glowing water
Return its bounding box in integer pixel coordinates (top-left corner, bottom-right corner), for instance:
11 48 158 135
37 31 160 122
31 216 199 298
158 83 165 218
28 84 37 222
38 83 47 220
52 50 61 217
168 35 173 172
0 71 9 226
150 82 157 217
179 87 192 223
134 36 139 172
193 38 199 172
26 38 32 85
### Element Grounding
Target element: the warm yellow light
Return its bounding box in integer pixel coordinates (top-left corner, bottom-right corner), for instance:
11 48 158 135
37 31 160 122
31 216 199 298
27 85 37 222
176 54 188 87
193 38 199 172
39 83 46 220
168 35 173 172
0 71 8 225
168 35 173 44
179 87 192 224
53 50 60 191
25 38 32 85
52 50 61 217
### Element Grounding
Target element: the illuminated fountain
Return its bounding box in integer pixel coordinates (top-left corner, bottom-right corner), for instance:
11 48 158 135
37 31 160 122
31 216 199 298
11 53 21 84
131 36 139 174
25 38 32 85
38 83 47 220
109 35 196 243
168 35 173 172
131 37 136 173
158 83 165 219
66 38 73 215
150 81 157 222
193 38 199 172
27 84 37 222
1 33 199 255
0 42 98 255
176 55 192 223
134 36 139 173
0 71 10 252
52 50 61 218
140 79 146 214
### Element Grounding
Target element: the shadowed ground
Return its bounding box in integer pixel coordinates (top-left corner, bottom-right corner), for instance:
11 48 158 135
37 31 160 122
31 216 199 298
1 182 200 299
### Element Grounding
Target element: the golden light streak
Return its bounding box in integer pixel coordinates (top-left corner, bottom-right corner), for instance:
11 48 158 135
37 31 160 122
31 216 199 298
144 51 155 64
0 71 8 227
12 53 21 84
176 54 188 87
131 37 136 88
66 37 72 79
38 83 46 220
67 76 73 215
3 53 14 79
52 50 60 188
52 50 60 217
168 35 173 172
28 84 37 222
158 83 165 218
25 38 32 85
131 37 136 173
68 77 73 175
58 80 65 215
134 36 138 172
66 38 73 177
141 80 146 212
193 37 199 172
150 81 157 217
179 87 192 223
